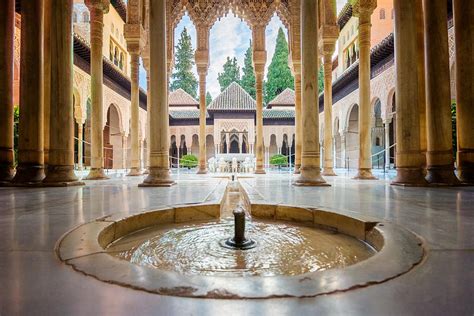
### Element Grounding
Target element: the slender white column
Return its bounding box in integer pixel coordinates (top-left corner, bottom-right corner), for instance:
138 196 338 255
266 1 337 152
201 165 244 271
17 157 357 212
392 0 427 186
12 0 46 184
140 0 175 186
85 0 109 180
294 0 328 186
0 0 15 182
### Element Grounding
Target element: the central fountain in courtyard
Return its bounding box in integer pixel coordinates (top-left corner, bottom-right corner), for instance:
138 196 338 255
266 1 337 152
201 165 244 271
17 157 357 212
56 177 424 298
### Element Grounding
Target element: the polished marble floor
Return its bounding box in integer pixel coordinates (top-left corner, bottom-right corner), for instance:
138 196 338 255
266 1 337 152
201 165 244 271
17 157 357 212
0 169 473 315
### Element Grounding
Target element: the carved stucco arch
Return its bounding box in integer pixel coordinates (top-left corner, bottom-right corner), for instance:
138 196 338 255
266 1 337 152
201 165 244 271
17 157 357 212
105 103 125 135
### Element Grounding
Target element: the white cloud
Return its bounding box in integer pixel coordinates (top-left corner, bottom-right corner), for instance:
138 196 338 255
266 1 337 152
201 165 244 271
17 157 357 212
207 13 251 98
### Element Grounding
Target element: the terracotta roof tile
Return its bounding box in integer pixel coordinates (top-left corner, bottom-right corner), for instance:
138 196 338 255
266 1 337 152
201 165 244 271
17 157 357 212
263 109 295 119
268 88 295 107
169 89 199 106
169 109 209 119
207 82 256 111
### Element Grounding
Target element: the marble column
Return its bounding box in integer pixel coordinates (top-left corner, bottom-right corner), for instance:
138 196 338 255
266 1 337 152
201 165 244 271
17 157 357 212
77 122 84 170
353 0 377 180
225 134 230 154
392 0 427 186
423 0 459 185
85 0 109 180
322 52 336 176
12 0 46 184
0 0 15 182
121 133 127 169
453 0 474 184
416 1 427 170
43 0 52 168
253 26 266 174
384 119 391 169
140 0 175 186
127 53 142 175
43 0 82 185
294 0 328 186
294 72 302 174
196 26 209 174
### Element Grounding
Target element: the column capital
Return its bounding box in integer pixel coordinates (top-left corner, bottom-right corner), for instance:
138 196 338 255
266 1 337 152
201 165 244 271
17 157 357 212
195 49 209 74
253 50 267 75
352 0 377 17
124 23 146 55
85 0 110 14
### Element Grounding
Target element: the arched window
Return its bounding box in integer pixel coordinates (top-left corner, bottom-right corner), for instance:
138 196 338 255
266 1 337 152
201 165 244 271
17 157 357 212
119 52 124 70
114 47 119 66
375 137 381 146
109 43 114 61
82 12 89 23
380 8 386 20
73 11 78 23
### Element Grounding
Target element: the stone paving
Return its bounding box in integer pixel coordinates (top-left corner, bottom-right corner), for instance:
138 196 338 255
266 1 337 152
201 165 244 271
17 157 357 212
0 169 473 315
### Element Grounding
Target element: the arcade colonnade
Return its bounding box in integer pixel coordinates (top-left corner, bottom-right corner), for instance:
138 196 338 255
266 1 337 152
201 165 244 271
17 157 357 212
0 0 473 187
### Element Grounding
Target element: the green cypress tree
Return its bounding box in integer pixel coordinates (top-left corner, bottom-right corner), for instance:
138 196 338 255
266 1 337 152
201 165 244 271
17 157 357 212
265 28 294 104
318 66 325 94
217 57 241 92
170 27 198 98
206 92 213 106
240 41 256 98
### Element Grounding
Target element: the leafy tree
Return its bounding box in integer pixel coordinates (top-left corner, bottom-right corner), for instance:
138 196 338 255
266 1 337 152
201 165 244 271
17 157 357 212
270 154 288 169
265 28 294 104
206 92 213 106
318 66 325 94
180 154 198 169
170 28 198 98
240 41 256 98
218 57 240 92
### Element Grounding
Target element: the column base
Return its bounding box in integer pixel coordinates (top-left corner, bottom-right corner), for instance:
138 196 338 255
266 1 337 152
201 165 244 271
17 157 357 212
353 168 378 180
458 166 474 185
322 168 337 176
139 167 176 187
197 168 208 174
42 165 84 186
85 168 109 180
294 164 301 174
127 168 143 176
293 167 330 187
0 165 15 182
143 169 149 175
11 164 45 184
254 168 266 175
392 167 428 187
426 165 461 186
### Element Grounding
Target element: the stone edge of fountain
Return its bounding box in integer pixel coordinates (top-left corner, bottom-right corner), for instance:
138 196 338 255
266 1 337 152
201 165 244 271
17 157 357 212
54 181 425 299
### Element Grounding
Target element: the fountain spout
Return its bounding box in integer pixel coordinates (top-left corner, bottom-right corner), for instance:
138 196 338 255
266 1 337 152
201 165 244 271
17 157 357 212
220 205 257 250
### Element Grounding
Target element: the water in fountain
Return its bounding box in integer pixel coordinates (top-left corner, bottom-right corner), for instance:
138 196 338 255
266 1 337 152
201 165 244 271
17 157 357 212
107 179 376 277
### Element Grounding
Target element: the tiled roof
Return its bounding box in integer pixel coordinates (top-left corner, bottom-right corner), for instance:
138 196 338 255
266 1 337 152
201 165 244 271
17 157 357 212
111 0 127 22
268 88 295 107
208 82 256 111
337 3 353 30
169 89 199 106
169 109 209 120
263 109 295 119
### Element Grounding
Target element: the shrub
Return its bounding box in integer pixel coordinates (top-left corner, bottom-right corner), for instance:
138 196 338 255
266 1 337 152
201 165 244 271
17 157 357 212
180 154 198 168
270 154 288 167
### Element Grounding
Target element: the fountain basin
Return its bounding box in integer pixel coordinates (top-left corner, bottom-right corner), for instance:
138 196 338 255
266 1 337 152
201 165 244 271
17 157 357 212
56 201 424 298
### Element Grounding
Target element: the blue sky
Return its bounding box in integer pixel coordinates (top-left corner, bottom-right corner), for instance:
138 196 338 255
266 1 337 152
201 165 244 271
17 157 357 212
139 1 347 98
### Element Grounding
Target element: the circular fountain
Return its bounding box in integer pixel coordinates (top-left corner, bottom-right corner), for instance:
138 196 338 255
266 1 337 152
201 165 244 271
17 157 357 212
56 180 424 298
